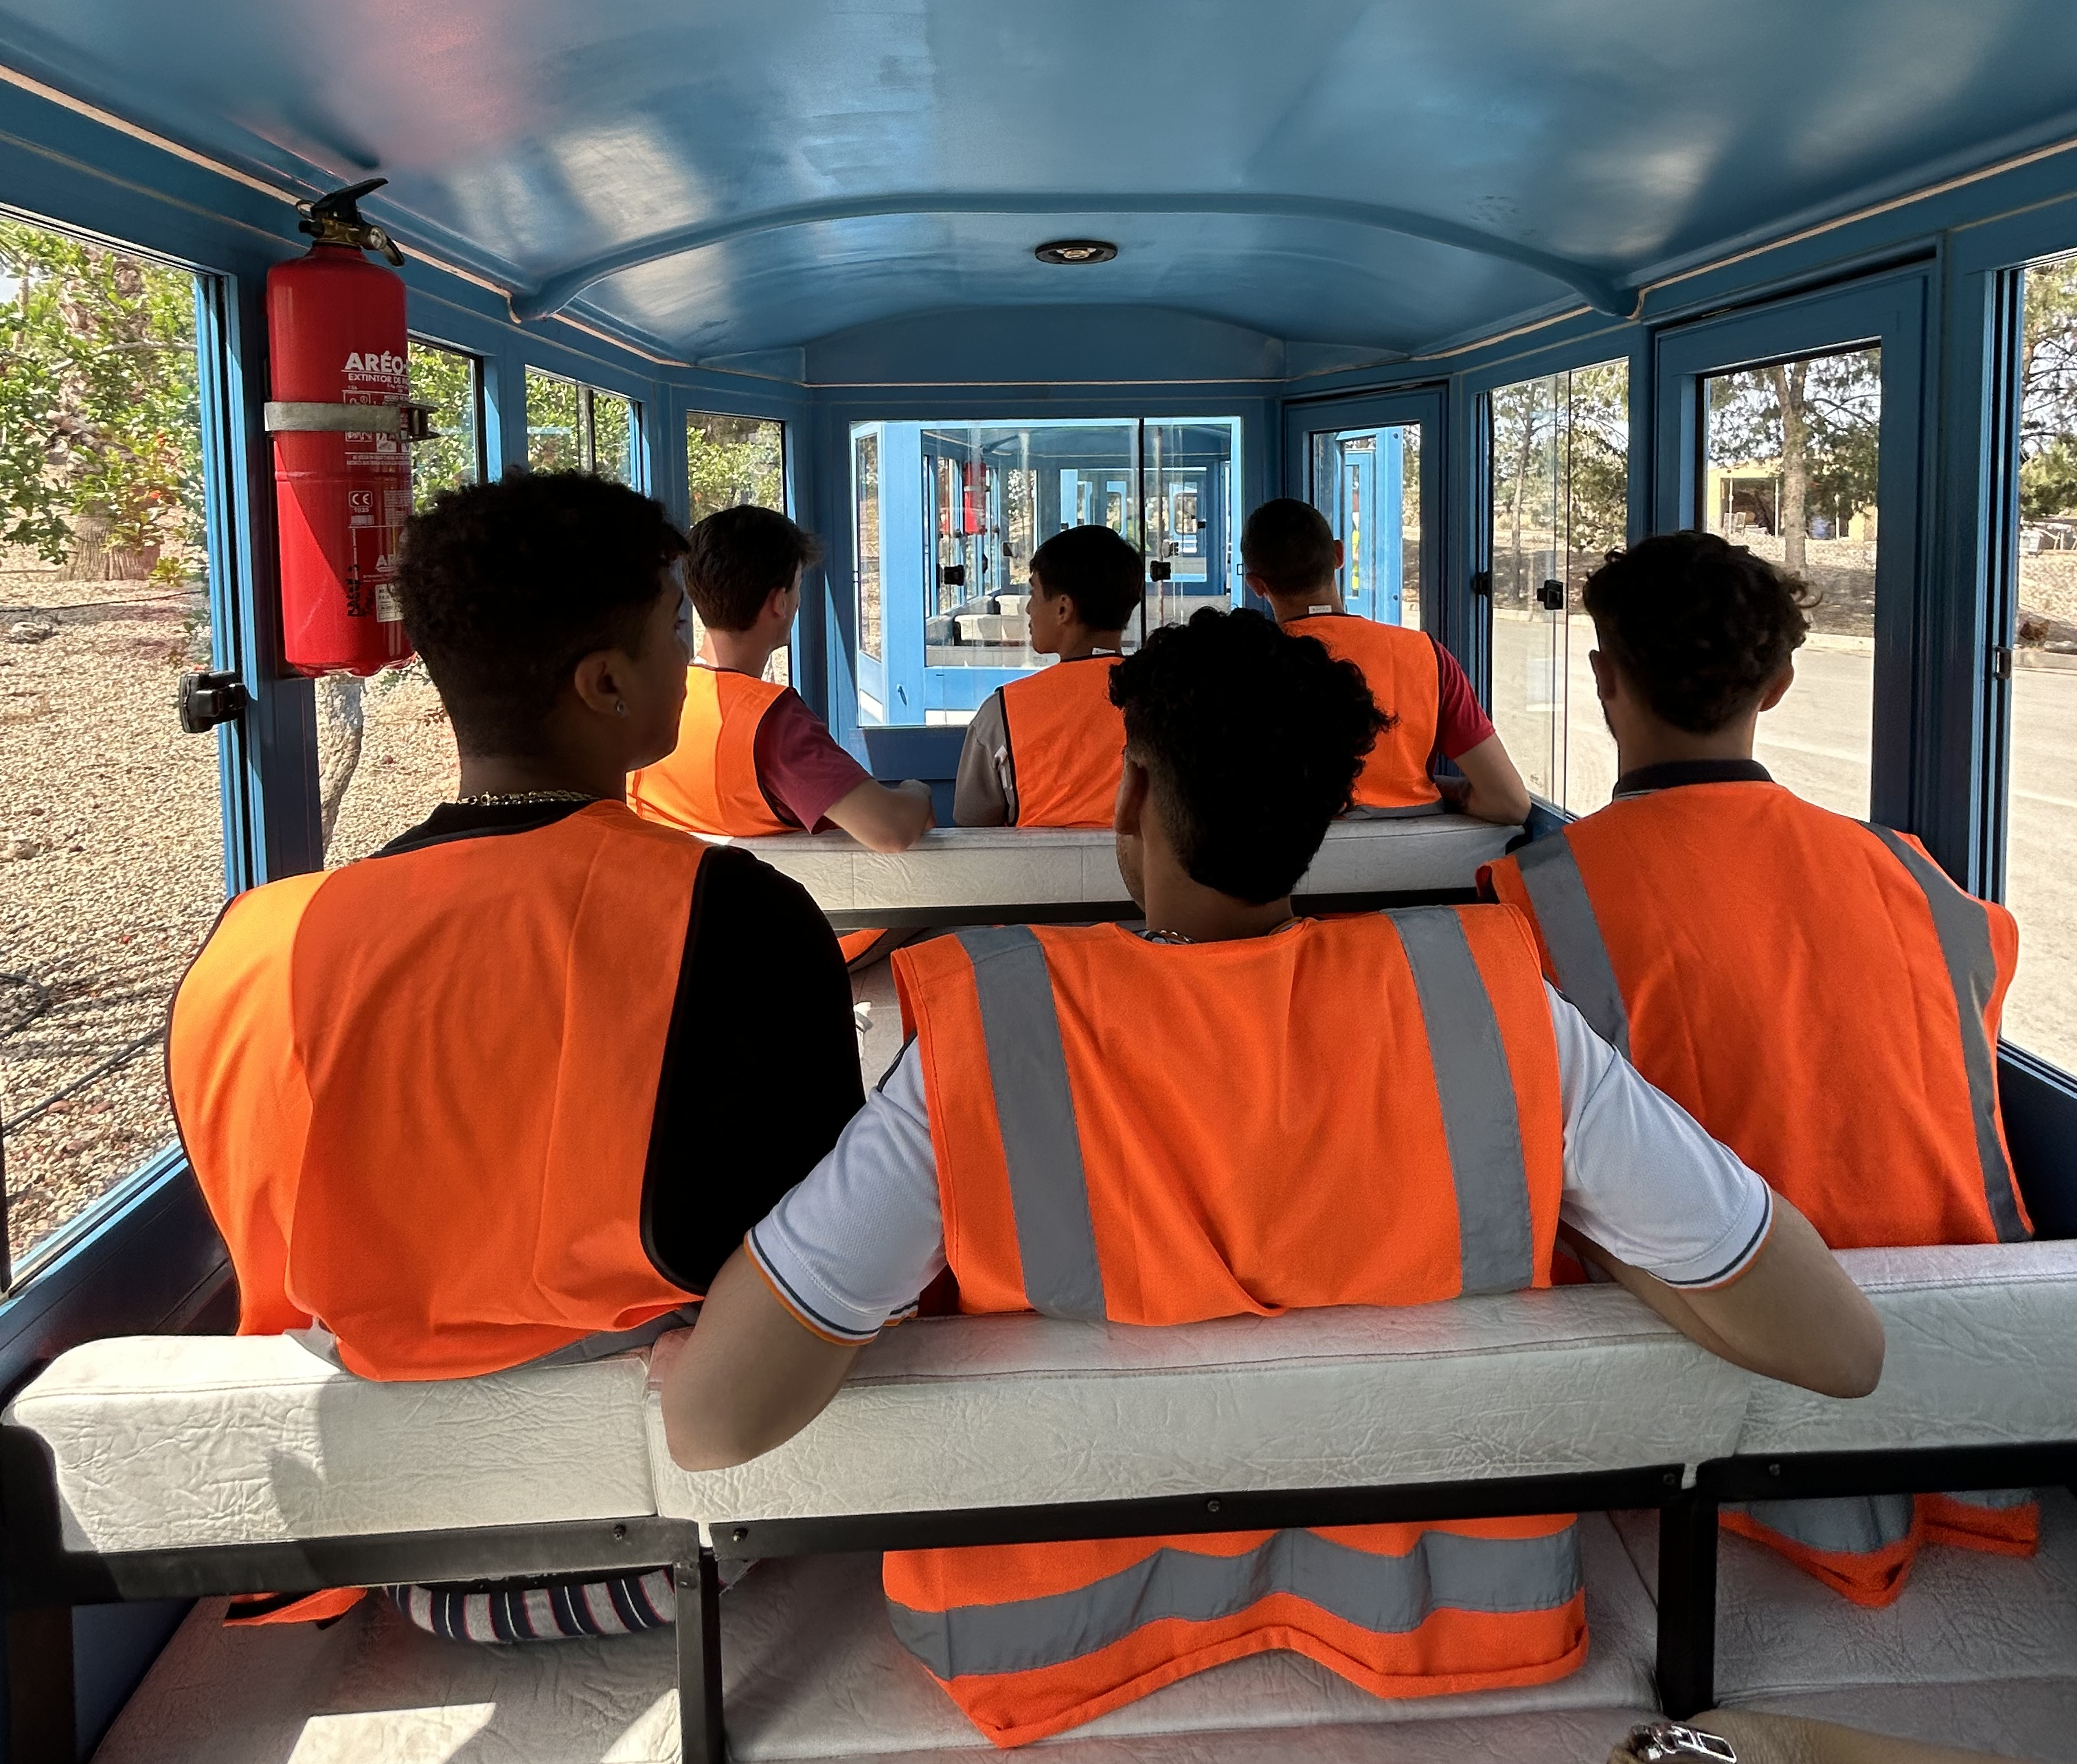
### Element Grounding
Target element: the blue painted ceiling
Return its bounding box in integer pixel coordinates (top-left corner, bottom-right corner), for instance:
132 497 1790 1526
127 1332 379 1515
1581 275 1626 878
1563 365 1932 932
1 1 2075 367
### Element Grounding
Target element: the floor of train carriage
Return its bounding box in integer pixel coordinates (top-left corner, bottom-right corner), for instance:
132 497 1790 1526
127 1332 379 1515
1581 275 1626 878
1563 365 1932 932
91 1494 2077 1762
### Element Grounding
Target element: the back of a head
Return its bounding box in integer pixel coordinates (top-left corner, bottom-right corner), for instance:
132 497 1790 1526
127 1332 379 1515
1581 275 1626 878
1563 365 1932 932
1582 531 1814 734
1028 525 1145 630
1240 498 1337 600
1108 607 1384 904
687 503 824 632
398 472 688 757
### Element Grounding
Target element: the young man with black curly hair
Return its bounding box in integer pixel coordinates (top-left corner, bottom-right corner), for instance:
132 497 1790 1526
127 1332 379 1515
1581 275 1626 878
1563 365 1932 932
1242 497 1530 824
170 472 863 1639
953 524 1142 827
660 606 1881 1748
1484 529 2032 1609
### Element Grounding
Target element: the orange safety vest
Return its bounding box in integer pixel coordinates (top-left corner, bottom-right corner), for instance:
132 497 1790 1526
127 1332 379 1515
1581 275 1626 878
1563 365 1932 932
1484 781 2034 1606
1281 615 1444 814
997 656 1125 827
886 910 1576 1747
169 802 703 1382
628 664 791 836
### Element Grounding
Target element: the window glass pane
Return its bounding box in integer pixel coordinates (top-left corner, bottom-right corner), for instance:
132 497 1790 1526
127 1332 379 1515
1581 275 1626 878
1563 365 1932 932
0 216 223 1265
2006 253 2077 1071
685 411 788 682
1488 360 1628 810
1142 420 1239 637
1306 422 1422 628
854 431 881 663
525 369 585 473
1703 347 1881 818
407 340 480 509
591 389 635 486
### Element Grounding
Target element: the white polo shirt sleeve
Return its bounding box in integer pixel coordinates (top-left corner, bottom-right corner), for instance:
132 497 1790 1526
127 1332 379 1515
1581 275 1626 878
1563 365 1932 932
749 984 1775 1341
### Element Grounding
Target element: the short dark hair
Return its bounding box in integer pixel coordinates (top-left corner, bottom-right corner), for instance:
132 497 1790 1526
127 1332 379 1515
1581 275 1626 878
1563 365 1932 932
1583 531 1815 734
1028 525 1145 630
397 472 688 756
686 504 824 632
1240 498 1337 597
1108 607 1384 904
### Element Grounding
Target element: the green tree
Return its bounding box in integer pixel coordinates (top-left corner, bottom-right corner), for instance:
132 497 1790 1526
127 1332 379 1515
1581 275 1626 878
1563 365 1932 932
2021 256 2077 522
1708 348 1881 571
686 412 784 523
0 218 203 581
407 341 479 509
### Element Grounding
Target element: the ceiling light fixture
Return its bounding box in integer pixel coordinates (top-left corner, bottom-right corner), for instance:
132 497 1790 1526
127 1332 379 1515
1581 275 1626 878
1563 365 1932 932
1034 239 1117 265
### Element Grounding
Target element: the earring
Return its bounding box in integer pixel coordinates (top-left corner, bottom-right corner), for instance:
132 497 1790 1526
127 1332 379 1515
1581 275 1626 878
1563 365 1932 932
615 700 627 715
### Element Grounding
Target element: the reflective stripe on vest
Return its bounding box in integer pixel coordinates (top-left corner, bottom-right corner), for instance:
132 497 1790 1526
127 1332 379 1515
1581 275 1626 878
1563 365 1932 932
887 1523 1581 1682
999 658 1125 828
1861 826 2027 1244
627 665 791 836
1281 616 1444 812
170 803 703 1380
958 925 1105 1320
1508 834 1631 1057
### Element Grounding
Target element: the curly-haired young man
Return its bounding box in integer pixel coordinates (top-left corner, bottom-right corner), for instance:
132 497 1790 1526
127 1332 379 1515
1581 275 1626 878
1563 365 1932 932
1484 529 2032 1610
170 472 863 1639
660 606 1881 1749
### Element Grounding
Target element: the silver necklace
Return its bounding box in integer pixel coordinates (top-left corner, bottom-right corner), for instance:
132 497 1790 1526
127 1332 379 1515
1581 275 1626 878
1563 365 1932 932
453 790 600 807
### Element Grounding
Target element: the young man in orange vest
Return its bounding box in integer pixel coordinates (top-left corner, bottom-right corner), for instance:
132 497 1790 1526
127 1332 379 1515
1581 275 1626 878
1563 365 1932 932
1242 497 1532 824
170 473 863 1640
661 607 1883 1748
628 504 935 851
1483 529 2033 1610
953 524 1139 827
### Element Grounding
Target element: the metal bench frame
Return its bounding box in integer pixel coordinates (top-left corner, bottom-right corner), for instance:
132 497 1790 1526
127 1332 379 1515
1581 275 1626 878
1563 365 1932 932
8 1421 2071 1764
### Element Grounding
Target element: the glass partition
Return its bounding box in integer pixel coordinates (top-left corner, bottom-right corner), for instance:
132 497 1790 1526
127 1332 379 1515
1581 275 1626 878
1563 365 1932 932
1308 424 1422 627
0 215 223 1272
1701 347 1881 819
1488 360 1628 810
2004 252 2077 1073
849 416 1238 726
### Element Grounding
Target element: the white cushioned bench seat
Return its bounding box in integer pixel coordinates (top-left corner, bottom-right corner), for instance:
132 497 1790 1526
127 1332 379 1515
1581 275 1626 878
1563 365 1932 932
1732 1240 2077 1456
646 1287 1755 1525
2 1334 657 1554
723 816 1521 921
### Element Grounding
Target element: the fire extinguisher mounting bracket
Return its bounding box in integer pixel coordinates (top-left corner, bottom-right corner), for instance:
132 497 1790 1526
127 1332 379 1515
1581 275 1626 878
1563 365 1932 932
264 400 439 442
177 669 248 734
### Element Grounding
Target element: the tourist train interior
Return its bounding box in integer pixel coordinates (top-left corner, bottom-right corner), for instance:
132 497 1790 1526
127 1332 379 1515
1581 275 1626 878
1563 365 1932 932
1 3 2076 1761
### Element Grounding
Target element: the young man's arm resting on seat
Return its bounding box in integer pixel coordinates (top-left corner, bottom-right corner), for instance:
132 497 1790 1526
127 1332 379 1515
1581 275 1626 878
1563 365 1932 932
1441 732 1532 826
824 776 936 851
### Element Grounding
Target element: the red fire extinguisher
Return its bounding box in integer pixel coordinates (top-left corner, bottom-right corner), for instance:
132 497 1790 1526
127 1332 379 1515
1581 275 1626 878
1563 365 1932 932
265 179 423 677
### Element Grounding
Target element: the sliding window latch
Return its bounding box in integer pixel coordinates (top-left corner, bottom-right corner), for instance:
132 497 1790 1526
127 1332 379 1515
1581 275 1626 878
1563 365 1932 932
178 668 248 733
1538 578 1566 611
1471 570 1492 599
1991 645 2014 681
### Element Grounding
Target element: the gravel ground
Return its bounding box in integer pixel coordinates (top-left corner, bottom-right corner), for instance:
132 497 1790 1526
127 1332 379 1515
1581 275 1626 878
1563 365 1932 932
321 663 459 868
0 560 220 1268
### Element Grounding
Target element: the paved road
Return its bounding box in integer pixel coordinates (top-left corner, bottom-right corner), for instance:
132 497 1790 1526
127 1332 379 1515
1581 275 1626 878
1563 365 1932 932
1492 615 2077 1073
